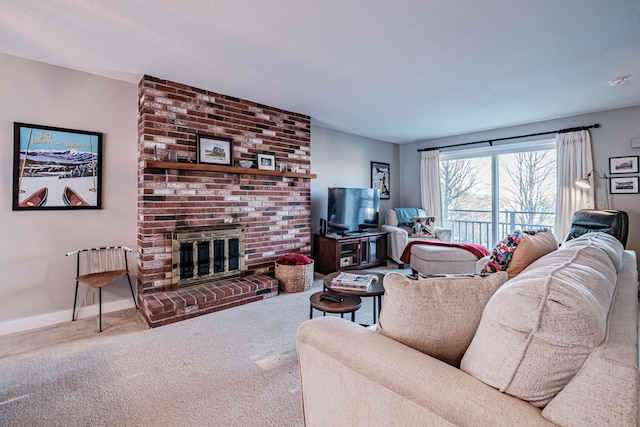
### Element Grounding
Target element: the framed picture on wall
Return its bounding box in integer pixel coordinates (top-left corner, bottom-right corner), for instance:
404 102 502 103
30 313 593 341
197 135 233 166
609 156 639 174
257 152 276 171
371 161 390 199
12 122 103 210
610 176 639 194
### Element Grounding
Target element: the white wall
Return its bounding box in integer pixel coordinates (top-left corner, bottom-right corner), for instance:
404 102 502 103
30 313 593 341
310 125 399 234
399 105 640 266
0 54 139 334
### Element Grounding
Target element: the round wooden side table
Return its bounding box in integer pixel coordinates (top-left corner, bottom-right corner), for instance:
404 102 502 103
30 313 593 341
309 291 362 322
323 271 385 324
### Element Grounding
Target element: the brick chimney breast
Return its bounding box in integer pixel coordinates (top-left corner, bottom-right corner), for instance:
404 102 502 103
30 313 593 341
137 75 312 326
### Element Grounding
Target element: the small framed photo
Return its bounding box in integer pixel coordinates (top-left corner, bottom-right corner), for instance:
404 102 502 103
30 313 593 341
371 161 390 199
610 176 639 194
609 156 639 174
197 135 233 166
13 122 103 210
257 152 276 171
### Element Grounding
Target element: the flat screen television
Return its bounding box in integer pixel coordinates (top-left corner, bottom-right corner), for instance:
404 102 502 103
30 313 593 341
327 187 380 234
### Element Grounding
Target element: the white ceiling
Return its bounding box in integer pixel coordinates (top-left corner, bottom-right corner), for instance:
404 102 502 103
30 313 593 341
1 0 639 144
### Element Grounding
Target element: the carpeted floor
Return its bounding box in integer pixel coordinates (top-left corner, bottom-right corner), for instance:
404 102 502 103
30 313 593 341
0 265 404 427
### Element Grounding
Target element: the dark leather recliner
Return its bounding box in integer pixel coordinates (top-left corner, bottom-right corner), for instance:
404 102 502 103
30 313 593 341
564 209 629 247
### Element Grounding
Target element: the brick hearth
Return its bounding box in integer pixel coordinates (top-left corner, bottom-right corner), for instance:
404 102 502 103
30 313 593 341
137 75 312 327
140 274 278 327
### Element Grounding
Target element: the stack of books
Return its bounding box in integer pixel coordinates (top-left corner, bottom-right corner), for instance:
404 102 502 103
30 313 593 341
330 272 374 291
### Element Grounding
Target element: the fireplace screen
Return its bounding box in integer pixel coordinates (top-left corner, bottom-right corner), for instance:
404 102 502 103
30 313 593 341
172 226 245 288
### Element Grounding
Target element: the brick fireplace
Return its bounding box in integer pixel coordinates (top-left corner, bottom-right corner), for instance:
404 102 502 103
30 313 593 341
136 75 313 327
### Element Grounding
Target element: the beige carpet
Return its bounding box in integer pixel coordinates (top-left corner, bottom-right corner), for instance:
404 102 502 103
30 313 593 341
0 266 403 427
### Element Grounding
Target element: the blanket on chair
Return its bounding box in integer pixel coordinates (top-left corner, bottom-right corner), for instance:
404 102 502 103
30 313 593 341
394 208 421 226
400 240 490 264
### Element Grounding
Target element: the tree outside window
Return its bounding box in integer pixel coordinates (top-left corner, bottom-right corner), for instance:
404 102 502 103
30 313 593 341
439 140 556 248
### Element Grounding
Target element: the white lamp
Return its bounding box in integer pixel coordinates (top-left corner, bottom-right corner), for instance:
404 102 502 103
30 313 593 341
575 170 610 208
575 170 608 189
575 177 592 189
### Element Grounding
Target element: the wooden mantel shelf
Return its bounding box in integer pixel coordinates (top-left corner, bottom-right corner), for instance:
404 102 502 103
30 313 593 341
145 160 317 179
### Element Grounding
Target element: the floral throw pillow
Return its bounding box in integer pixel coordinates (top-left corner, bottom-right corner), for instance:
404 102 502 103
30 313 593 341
482 231 522 273
411 216 436 238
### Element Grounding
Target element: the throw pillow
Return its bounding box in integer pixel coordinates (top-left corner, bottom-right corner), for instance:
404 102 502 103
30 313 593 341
482 231 522 273
276 253 312 266
411 216 436 238
460 233 621 407
506 229 558 278
376 271 508 367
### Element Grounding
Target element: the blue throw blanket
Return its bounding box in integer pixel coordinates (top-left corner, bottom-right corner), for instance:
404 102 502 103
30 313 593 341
394 208 420 227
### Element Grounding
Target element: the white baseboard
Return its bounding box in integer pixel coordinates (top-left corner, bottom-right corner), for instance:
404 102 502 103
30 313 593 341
0 298 138 337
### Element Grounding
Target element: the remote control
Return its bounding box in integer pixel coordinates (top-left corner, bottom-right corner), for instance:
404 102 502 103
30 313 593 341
320 293 343 303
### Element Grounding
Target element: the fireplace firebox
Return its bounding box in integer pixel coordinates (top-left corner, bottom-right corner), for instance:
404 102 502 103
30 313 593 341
172 226 245 289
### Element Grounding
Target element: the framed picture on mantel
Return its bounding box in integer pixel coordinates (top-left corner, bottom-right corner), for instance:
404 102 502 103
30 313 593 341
197 135 233 166
257 152 276 171
371 161 390 199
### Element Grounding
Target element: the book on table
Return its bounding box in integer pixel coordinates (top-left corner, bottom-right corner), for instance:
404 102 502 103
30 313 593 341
330 272 373 290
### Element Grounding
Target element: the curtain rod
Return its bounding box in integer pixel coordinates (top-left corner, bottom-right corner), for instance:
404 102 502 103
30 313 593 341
417 123 600 152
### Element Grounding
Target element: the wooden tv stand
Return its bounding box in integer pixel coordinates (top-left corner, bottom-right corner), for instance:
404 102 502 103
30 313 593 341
313 230 388 275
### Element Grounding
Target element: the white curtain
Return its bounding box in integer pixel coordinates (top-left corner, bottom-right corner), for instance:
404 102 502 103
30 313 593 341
420 150 443 226
554 130 594 241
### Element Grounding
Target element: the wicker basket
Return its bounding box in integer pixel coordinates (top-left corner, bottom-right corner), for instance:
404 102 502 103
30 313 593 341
275 260 314 293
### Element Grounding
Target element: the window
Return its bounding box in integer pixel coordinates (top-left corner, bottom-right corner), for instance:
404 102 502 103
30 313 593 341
439 139 556 248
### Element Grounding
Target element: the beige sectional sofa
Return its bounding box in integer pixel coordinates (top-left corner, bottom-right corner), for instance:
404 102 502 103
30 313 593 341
296 232 639 426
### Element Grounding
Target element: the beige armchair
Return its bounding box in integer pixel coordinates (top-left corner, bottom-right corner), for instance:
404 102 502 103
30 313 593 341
381 208 452 266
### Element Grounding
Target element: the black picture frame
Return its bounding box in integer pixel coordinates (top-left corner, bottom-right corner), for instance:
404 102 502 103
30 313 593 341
13 122 103 210
257 152 276 171
197 135 233 166
609 156 639 174
371 161 390 199
610 176 639 194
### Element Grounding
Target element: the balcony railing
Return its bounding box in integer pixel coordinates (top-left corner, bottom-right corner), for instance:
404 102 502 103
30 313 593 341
444 209 555 248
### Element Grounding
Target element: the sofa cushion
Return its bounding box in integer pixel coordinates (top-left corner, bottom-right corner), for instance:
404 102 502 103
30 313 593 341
506 229 558 279
460 232 622 407
560 230 623 272
376 271 508 367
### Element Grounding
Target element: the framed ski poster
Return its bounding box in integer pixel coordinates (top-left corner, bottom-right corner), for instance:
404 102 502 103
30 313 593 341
13 122 103 210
